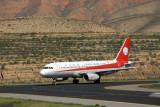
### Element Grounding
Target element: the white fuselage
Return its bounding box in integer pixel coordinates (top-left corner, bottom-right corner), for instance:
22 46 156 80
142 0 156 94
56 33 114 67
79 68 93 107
40 38 136 83
40 60 118 78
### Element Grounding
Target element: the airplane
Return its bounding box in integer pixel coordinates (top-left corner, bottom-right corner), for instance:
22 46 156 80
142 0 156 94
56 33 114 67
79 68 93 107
40 38 140 85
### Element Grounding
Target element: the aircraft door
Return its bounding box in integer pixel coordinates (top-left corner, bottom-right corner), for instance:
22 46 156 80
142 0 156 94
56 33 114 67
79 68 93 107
55 63 59 71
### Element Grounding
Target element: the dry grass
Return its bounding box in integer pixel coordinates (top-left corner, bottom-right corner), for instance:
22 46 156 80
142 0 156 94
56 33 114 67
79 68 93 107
0 33 159 84
0 16 116 33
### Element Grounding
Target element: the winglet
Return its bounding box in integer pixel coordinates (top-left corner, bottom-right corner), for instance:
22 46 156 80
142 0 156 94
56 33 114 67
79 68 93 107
115 38 131 62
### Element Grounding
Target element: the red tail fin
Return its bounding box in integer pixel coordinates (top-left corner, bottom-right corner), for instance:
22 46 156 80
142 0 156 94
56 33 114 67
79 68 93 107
115 38 131 62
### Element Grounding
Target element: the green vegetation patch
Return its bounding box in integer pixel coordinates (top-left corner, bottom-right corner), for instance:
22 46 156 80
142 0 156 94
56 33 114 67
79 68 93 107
139 84 160 89
0 33 160 83
0 34 159 63
0 97 105 107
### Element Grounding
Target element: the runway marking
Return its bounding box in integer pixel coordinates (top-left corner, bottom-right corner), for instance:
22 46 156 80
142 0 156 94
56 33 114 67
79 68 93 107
104 84 155 93
104 87 109 89
0 93 159 107
104 86 153 98
106 88 152 93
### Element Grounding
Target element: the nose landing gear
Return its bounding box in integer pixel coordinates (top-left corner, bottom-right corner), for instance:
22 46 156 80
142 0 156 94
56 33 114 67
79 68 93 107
94 75 101 84
51 78 56 85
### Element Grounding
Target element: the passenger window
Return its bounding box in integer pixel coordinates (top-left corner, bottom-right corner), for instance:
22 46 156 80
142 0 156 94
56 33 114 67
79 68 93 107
48 67 53 69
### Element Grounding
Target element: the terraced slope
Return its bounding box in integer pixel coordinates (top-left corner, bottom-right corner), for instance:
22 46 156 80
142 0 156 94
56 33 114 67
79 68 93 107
0 0 152 23
0 17 116 33
1 0 159 34
0 34 159 83
136 15 160 33
103 1 160 33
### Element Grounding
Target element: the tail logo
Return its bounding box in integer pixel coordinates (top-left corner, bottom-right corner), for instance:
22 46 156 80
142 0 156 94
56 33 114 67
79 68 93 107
123 47 128 56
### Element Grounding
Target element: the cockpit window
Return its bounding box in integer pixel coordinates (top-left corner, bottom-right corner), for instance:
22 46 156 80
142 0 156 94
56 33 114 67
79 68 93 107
43 67 53 69
43 67 48 69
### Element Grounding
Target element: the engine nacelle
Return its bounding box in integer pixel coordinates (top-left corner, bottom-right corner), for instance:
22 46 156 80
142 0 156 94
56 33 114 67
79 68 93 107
83 73 99 81
56 77 68 82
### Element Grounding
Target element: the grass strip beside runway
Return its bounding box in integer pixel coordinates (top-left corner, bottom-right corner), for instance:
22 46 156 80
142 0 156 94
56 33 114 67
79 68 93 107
0 97 106 107
139 84 160 89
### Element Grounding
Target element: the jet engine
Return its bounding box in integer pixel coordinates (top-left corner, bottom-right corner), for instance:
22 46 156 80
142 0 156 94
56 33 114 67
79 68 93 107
56 77 68 82
83 73 99 81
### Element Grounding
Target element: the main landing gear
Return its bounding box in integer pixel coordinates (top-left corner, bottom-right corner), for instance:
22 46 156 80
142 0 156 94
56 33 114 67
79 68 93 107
51 78 56 85
73 78 79 84
94 75 101 84
94 79 100 84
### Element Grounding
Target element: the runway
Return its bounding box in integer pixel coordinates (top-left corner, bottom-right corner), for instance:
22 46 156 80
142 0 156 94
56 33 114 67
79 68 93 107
0 81 159 106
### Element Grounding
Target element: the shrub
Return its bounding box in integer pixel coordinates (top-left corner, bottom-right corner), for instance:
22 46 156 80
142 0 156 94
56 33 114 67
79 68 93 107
1 64 5 70
26 60 31 64
150 61 158 65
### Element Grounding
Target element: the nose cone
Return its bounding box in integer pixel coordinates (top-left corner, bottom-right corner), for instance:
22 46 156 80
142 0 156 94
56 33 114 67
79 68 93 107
40 70 46 77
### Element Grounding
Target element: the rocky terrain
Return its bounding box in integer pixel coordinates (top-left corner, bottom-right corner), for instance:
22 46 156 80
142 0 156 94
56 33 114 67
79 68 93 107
0 0 152 22
103 0 160 33
0 16 116 33
1 0 160 33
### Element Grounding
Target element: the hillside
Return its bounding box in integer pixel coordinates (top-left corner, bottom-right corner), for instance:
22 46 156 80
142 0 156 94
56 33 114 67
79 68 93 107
0 0 160 84
0 34 159 84
103 1 160 33
0 0 152 23
0 16 116 33
1 0 160 33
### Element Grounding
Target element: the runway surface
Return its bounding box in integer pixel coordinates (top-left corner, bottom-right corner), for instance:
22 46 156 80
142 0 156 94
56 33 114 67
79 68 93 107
0 81 159 106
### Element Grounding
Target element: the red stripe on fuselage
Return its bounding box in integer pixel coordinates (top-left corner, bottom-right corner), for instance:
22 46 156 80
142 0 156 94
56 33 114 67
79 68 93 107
55 61 127 72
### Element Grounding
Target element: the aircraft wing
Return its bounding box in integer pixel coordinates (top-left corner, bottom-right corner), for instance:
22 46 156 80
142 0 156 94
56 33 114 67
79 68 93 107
79 65 147 76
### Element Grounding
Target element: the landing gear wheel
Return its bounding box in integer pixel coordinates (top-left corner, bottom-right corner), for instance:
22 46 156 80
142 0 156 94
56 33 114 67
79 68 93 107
51 78 56 85
94 79 100 84
73 79 79 84
52 81 56 85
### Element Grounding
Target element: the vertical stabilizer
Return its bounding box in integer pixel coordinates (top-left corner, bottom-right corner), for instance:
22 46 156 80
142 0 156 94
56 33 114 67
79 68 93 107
115 38 131 61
